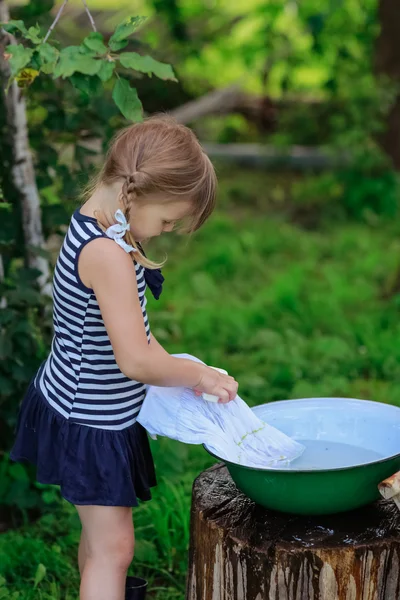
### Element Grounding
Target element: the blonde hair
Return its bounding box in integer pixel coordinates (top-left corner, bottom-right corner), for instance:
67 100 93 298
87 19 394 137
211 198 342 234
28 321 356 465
82 114 217 268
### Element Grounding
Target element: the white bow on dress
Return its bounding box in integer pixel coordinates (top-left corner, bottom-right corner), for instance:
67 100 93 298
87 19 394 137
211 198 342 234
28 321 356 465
105 209 137 253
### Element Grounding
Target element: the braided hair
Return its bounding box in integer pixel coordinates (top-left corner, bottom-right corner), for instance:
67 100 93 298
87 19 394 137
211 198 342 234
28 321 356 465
81 114 217 269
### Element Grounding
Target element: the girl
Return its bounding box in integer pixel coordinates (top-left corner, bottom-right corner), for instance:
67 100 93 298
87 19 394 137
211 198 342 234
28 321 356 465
10 115 238 600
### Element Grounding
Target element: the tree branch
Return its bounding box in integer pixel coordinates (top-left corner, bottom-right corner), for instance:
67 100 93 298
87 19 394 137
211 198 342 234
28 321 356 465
43 0 69 43
81 0 97 32
169 85 244 124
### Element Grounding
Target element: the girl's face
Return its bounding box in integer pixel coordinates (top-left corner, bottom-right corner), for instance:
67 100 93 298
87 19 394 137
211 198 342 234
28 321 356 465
128 197 193 242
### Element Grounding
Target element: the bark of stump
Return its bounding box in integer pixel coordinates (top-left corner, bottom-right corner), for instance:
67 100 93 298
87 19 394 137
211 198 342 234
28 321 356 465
187 464 400 600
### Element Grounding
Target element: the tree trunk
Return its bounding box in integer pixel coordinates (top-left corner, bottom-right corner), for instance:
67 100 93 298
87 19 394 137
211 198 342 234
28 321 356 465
0 0 51 294
187 464 400 600
169 85 330 132
201 143 348 170
375 0 400 169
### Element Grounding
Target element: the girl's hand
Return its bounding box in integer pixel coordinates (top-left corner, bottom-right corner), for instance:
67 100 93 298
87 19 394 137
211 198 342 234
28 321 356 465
193 366 238 404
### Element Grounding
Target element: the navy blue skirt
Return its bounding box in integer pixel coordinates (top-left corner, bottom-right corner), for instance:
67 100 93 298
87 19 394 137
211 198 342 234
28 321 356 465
10 381 157 507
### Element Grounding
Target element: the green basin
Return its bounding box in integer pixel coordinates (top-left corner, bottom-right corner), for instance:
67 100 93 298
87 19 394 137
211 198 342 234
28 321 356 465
204 397 400 515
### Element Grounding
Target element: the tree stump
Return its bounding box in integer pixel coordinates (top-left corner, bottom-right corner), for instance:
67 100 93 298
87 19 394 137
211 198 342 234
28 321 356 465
186 464 400 600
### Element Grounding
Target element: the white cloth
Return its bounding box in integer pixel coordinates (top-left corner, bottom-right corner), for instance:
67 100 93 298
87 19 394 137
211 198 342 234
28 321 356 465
137 354 304 468
105 209 137 253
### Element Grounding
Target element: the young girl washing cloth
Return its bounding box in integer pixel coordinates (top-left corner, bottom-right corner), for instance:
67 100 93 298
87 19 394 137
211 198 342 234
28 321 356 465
10 116 238 600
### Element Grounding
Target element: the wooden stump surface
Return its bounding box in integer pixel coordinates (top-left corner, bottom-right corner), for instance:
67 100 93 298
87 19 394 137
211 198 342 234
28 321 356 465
186 464 400 600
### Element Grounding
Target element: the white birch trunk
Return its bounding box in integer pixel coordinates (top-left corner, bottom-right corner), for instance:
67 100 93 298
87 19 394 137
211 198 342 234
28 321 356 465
0 0 51 296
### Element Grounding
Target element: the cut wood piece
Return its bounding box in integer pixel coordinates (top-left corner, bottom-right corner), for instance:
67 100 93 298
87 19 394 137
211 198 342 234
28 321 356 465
378 471 400 510
187 464 400 600
379 471 400 499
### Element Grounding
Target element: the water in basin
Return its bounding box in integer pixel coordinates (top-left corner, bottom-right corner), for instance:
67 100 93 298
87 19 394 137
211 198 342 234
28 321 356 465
279 439 385 470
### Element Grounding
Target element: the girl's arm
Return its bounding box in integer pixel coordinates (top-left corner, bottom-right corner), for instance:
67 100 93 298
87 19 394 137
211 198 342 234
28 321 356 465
149 333 169 356
78 238 237 402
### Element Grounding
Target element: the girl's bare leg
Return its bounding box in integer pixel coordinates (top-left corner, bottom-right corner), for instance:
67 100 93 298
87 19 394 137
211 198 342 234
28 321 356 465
78 528 88 576
75 505 134 600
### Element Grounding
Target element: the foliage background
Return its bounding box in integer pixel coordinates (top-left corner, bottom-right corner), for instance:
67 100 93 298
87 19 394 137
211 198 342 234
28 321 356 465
2 0 400 598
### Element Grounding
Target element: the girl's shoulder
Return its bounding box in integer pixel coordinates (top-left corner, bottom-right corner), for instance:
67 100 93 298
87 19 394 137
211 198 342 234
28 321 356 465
63 209 136 293
69 208 106 243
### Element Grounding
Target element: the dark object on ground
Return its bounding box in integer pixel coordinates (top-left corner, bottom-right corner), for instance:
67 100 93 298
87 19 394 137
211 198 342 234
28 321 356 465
125 576 147 600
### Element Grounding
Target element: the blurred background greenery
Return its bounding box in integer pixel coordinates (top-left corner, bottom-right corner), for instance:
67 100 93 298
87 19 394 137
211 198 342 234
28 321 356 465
2 0 400 598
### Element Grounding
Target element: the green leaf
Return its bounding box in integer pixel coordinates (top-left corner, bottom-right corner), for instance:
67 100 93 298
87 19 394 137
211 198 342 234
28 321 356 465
83 32 107 54
38 43 59 74
112 77 143 122
119 52 177 81
15 267 43 284
10 317 34 335
30 53 41 70
0 203 16 244
6 287 41 307
0 334 13 360
10 362 33 383
9 463 29 482
25 24 42 44
1 20 28 36
109 16 146 44
33 564 46 588
34 482 50 490
42 489 59 504
70 72 102 97
0 309 14 325
53 46 101 78
6 44 33 77
108 39 129 52
0 375 15 396
0 202 12 212
97 59 115 82
78 44 98 57
41 203 69 228
5 479 35 508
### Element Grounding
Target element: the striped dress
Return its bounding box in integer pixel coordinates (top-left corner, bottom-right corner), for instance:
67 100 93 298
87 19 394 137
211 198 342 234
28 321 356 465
10 208 157 506
36 209 151 430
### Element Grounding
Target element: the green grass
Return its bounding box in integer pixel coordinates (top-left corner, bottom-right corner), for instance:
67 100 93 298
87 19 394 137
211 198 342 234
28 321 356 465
2 169 400 598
